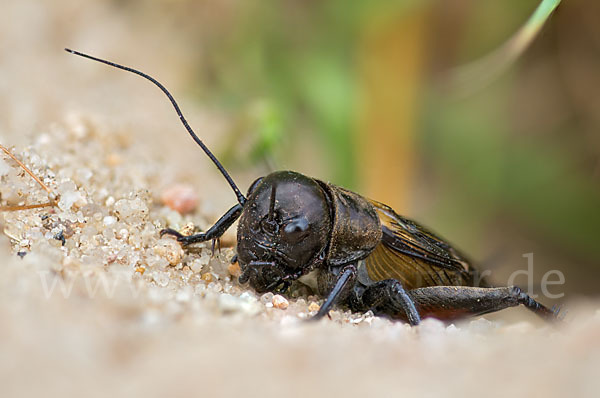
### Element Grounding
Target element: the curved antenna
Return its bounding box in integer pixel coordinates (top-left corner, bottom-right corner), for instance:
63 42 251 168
64 48 246 206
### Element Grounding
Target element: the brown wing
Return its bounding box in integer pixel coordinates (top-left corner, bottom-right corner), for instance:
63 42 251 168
363 200 478 290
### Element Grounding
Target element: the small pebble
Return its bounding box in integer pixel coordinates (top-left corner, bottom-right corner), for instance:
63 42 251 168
189 259 204 273
58 190 87 211
116 228 129 240
160 184 198 214
0 157 10 176
179 222 196 236
272 294 289 310
308 302 320 312
103 216 117 226
153 238 184 266
105 153 122 166
153 271 170 287
260 292 274 304
114 198 149 221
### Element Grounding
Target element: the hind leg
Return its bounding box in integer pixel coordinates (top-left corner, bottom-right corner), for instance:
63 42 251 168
405 285 559 322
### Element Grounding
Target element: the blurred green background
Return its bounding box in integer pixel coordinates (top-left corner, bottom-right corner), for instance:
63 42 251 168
0 0 598 298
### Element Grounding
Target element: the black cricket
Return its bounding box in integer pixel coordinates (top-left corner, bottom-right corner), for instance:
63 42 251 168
66 49 561 325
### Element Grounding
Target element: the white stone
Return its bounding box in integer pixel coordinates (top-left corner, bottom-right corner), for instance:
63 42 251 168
103 216 117 226
0 157 10 176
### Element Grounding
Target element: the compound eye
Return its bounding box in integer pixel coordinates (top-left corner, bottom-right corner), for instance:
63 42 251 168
282 216 309 241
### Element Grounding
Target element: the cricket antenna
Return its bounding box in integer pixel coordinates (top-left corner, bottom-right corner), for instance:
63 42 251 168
267 184 277 222
64 48 246 206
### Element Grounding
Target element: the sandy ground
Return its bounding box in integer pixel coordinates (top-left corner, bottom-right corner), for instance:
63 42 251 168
0 115 599 398
0 3 598 395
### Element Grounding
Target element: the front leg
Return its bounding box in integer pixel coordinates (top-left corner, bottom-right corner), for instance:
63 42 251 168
161 203 242 245
311 264 357 321
358 279 421 325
